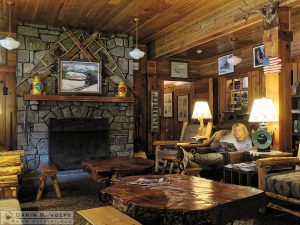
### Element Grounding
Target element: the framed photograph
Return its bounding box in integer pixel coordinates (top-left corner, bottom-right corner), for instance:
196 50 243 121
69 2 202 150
151 90 160 132
171 61 188 78
164 92 173 117
218 54 234 75
0 47 7 65
253 45 265 68
59 60 101 94
178 94 189 122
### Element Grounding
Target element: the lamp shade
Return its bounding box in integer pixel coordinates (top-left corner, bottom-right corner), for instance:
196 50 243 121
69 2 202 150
0 37 20 50
227 55 242 66
192 101 212 119
249 98 278 122
129 47 145 60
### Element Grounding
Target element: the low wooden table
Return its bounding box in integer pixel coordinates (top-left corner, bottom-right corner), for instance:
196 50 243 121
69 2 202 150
82 157 154 184
100 174 267 225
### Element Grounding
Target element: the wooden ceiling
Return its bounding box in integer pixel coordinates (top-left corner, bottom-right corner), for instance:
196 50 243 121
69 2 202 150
0 0 299 60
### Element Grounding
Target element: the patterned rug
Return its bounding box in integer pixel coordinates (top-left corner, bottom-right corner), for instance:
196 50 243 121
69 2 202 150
18 171 299 225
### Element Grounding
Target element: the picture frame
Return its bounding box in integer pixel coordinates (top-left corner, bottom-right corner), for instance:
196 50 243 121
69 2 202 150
58 60 101 95
218 54 234 75
164 92 173 117
253 45 265 68
0 47 7 65
178 94 189 122
151 90 160 132
171 61 188 78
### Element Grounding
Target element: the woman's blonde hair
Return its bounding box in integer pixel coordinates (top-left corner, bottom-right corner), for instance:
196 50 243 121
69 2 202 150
231 123 249 141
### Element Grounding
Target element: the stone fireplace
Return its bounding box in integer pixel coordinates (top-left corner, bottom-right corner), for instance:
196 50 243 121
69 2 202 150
49 118 109 170
15 23 135 174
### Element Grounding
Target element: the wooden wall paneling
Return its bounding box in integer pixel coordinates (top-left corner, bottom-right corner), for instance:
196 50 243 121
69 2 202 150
134 73 147 152
0 72 6 147
291 7 300 60
248 70 266 109
218 76 227 118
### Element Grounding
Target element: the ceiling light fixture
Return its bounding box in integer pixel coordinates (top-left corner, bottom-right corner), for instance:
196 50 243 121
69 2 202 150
227 38 241 66
0 1 20 50
196 49 202 54
129 18 145 60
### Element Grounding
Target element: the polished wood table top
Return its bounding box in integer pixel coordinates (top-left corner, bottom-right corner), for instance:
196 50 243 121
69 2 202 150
101 174 267 225
83 157 154 184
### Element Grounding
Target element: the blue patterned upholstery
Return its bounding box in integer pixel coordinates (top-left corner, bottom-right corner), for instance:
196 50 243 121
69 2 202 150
263 170 300 199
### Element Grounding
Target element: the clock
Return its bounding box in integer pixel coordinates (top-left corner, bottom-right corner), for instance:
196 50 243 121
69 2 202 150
251 129 272 152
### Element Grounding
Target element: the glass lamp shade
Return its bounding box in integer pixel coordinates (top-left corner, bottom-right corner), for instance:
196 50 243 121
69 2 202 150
249 98 278 122
0 37 20 50
227 55 242 66
129 47 145 60
192 101 212 119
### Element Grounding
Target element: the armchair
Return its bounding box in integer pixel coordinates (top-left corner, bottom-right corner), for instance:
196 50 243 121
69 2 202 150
256 149 300 217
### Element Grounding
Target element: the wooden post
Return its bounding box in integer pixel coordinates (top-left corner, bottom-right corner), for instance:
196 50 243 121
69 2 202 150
263 8 293 151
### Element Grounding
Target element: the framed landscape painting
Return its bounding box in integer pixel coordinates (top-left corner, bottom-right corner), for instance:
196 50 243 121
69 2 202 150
59 60 101 94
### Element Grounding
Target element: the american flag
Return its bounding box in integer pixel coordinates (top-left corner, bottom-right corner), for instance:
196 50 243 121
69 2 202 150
263 56 282 74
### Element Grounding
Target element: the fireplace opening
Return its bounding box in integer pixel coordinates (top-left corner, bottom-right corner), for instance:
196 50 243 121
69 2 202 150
49 118 109 170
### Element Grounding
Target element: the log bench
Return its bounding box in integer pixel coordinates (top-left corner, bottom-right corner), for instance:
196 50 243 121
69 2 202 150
0 150 24 199
77 206 141 225
36 164 61 200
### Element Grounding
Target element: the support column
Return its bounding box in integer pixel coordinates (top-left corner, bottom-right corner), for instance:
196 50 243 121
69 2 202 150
263 8 293 150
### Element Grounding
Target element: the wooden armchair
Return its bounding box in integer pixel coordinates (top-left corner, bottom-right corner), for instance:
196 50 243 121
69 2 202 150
153 122 213 175
256 149 300 217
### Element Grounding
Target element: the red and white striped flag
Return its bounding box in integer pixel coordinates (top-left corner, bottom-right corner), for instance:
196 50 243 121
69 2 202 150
263 56 282 74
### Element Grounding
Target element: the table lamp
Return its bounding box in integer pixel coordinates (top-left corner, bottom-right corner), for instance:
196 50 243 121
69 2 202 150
249 98 278 151
192 101 212 137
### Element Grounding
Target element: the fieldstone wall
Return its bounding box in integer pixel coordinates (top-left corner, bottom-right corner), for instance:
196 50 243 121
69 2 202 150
16 23 135 174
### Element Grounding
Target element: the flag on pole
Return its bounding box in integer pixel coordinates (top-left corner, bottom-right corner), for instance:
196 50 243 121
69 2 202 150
263 56 282 74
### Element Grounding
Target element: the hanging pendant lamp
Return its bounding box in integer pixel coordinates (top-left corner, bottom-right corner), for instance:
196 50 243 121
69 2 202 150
227 38 241 66
129 18 145 60
0 1 20 50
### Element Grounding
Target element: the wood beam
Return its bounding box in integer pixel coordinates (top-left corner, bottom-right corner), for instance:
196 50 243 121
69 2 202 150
263 7 292 151
148 0 300 60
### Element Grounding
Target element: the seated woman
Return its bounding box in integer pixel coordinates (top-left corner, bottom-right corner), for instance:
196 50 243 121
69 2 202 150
177 123 252 172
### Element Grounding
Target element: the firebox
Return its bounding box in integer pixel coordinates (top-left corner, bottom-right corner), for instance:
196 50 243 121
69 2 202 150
49 118 109 170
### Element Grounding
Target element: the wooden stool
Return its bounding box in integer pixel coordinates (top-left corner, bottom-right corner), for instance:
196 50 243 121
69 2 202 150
36 164 61 200
77 206 141 225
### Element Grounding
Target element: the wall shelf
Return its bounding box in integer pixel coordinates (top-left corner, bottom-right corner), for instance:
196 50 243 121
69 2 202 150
23 95 134 103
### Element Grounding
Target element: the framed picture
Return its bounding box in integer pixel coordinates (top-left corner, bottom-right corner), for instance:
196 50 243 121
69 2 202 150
59 60 101 94
164 92 173 117
178 94 189 122
218 54 234 75
171 61 188 78
0 47 7 65
151 90 160 132
253 45 265 68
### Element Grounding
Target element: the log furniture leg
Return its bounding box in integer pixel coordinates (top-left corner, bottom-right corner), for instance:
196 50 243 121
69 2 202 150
36 164 61 200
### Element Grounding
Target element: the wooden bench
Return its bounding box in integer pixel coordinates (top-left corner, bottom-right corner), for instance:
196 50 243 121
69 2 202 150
36 164 61 200
77 206 141 225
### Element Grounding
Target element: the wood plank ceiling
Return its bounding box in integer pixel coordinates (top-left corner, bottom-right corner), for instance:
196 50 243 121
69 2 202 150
0 0 299 60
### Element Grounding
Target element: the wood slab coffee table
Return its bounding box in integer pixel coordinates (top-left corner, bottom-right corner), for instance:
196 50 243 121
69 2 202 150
101 174 267 225
82 157 154 184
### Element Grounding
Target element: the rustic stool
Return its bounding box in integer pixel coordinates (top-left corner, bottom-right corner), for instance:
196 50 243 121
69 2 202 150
77 206 141 225
36 164 61 200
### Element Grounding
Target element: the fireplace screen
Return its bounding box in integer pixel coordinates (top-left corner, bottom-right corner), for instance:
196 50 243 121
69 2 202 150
49 118 109 170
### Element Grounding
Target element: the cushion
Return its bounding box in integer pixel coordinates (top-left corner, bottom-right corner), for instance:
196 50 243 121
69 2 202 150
263 170 300 199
